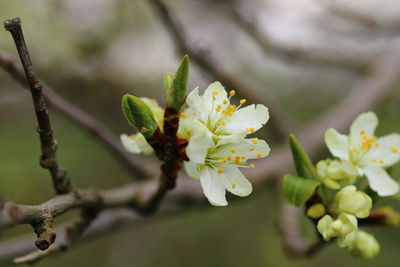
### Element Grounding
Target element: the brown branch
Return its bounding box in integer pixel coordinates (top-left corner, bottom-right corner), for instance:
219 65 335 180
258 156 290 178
0 49 154 179
4 18 74 194
148 0 295 139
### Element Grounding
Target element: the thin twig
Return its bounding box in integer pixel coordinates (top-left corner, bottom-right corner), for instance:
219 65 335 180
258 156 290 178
0 50 154 179
4 18 73 194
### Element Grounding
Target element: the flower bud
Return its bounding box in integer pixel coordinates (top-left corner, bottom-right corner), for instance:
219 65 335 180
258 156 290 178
349 231 380 259
317 213 357 248
316 159 359 189
334 185 372 218
307 203 326 219
122 95 158 139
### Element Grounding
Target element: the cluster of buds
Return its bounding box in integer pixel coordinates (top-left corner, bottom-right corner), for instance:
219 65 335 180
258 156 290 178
283 112 400 259
120 56 270 206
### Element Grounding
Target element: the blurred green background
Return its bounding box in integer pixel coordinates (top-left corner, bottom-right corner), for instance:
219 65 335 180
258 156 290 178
1 0 399 266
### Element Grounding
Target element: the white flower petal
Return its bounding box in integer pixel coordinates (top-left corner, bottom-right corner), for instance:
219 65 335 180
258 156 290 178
362 166 399 196
186 87 206 120
186 120 214 164
325 129 349 160
203 81 229 108
183 161 201 180
362 133 400 167
200 168 227 206
120 134 153 155
349 112 378 148
218 165 252 197
214 138 270 160
225 104 269 134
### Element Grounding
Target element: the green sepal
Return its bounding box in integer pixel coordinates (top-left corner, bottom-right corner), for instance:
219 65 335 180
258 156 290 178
122 94 157 139
289 134 317 179
165 55 189 111
163 73 174 94
283 175 320 206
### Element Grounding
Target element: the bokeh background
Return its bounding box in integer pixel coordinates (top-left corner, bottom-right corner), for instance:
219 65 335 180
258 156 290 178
1 0 400 266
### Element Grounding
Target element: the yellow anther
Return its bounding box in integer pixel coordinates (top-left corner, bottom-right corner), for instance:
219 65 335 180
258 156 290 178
217 168 224 174
227 156 232 161
129 134 136 140
252 139 258 144
177 132 182 137
250 164 255 169
241 156 246 159
235 156 241 160
231 183 236 189
212 91 218 96
212 96 216 100
379 160 384 164
360 130 366 135
246 128 255 133
239 161 245 165
230 147 236 153
372 159 378 163
391 146 398 153
219 158 227 163
179 112 187 118
256 153 263 158
229 90 235 96
187 129 193 137
220 121 226 126
249 148 255 151
240 99 246 104
223 100 228 104
150 98 157 104
215 105 222 112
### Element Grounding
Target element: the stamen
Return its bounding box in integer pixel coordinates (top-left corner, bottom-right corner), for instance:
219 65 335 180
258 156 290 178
229 90 235 96
246 128 255 133
227 156 232 161
180 112 187 118
252 139 258 144
223 100 228 104
177 132 182 138
241 156 246 159
391 146 398 153
249 148 255 151
372 159 378 163
215 105 222 112
150 99 157 104
240 99 246 104
250 164 255 168
379 160 384 164
129 134 136 140
230 148 236 153
212 91 218 96
220 121 226 126
219 158 227 163
235 156 241 160
187 129 193 137
360 130 365 135
231 183 236 189
256 153 263 158
217 168 224 174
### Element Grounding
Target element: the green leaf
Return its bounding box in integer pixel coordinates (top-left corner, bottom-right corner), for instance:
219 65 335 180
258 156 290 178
163 73 174 94
165 55 189 110
283 175 320 206
289 134 317 179
122 95 157 139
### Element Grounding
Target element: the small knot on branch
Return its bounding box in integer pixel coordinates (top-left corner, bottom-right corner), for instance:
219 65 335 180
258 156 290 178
32 216 56 250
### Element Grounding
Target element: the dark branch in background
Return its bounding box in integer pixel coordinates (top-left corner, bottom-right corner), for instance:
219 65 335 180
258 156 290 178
1 7 400 265
148 0 295 139
0 51 154 179
4 18 73 195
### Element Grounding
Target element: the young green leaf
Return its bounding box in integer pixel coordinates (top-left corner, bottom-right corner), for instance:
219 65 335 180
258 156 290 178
122 94 157 139
289 134 317 179
165 55 189 111
163 73 174 94
283 174 320 206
